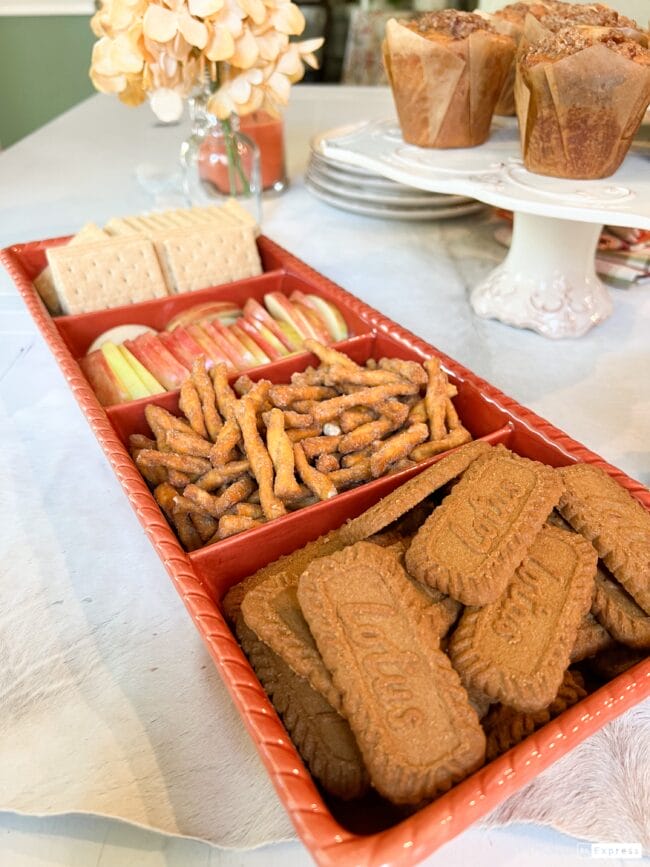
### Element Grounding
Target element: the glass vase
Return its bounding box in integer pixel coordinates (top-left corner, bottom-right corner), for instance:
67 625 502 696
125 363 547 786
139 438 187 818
180 88 262 224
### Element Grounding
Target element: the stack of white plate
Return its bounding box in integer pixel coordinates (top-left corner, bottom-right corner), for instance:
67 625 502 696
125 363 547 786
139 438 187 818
306 133 485 222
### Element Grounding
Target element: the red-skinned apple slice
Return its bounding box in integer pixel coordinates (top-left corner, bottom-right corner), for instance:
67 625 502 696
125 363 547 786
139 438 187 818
202 321 244 370
88 323 154 354
158 328 205 370
186 324 237 369
289 295 332 344
165 301 242 331
241 316 289 359
124 333 188 391
264 292 322 342
243 298 297 351
208 320 256 369
304 294 348 342
79 350 130 407
230 322 271 366
238 318 282 361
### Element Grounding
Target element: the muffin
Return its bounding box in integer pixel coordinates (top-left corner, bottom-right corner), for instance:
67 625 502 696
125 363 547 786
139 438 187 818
383 11 516 148
491 1 646 116
490 3 555 115
517 28 650 178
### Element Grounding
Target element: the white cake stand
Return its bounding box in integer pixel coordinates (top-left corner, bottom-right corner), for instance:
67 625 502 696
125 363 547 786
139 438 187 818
319 118 650 339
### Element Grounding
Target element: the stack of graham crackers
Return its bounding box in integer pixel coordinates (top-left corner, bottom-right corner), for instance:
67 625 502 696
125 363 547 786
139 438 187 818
34 200 261 316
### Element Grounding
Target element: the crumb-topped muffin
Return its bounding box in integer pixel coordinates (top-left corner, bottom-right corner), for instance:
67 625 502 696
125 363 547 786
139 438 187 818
517 27 650 178
383 11 515 148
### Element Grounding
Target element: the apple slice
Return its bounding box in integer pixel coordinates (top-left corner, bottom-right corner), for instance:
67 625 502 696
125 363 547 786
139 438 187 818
304 294 348 342
290 296 332 344
241 316 289 360
88 323 155 354
118 345 165 395
79 350 130 407
124 333 189 391
165 301 242 331
231 322 271 366
187 323 239 369
208 320 256 369
101 342 152 400
264 292 321 342
243 298 297 351
159 328 205 369
276 320 305 352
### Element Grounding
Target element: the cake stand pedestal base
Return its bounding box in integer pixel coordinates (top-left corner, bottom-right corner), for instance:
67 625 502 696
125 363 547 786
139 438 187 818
470 213 611 339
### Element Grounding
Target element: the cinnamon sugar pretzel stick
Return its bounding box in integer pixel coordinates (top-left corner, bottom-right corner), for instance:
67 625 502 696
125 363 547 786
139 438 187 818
294 442 338 501
424 358 448 441
235 397 287 520
191 356 222 441
179 379 208 439
266 408 303 500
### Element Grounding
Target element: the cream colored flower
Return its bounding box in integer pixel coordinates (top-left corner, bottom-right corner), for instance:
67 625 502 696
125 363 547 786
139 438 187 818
252 26 288 62
90 0 323 121
91 0 147 38
143 0 208 49
265 0 305 36
230 25 260 68
203 0 246 61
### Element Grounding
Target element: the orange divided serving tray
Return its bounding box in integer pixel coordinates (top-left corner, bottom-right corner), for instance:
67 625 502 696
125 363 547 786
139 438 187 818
3 234 649 867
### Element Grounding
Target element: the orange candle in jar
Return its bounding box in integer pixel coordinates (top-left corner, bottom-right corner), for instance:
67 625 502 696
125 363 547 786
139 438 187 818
240 111 287 191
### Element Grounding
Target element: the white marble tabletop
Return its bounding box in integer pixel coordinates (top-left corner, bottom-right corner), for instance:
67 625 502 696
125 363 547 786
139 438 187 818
1 85 649 867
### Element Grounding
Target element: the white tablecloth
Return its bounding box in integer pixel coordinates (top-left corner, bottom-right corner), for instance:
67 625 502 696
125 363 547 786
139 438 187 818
1 85 649 867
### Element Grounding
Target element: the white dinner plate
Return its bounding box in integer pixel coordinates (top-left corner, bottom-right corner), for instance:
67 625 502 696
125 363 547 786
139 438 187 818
306 163 474 207
305 176 486 221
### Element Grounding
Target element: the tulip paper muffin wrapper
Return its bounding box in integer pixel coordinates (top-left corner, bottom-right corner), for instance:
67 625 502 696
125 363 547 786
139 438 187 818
519 43 650 179
384 19 514 148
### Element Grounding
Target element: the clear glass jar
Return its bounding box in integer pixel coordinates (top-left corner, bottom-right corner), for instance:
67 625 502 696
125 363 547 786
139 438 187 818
180 84 262 224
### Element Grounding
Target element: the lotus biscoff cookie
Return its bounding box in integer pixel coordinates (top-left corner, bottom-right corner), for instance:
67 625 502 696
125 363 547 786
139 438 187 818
559 463 650 614
570 613 615 663
591 565 650 650
235 615 369 801
483 670 587 762
298 542 486 805
449 524 597 712
405 446 563 605
241 572 343 712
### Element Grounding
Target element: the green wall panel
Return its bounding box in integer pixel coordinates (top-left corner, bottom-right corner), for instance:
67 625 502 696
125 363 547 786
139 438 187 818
0 16 96 149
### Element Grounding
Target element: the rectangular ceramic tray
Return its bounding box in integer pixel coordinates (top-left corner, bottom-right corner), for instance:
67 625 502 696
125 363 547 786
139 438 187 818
3 234 649 867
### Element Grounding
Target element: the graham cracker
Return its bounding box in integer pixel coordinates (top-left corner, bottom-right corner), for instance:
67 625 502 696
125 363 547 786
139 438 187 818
449 524 597 712
47 237 169 314
34 223 110 315
298 542 486 805
152 225 262 294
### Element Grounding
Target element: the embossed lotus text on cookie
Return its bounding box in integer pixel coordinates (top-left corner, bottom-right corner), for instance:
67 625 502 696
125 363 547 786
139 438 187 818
449 525 596 712
559 463 650 614
405 447 563 605
298 542 486 805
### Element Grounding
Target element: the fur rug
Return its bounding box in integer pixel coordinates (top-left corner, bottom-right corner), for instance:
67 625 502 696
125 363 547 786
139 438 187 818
485 700 650 851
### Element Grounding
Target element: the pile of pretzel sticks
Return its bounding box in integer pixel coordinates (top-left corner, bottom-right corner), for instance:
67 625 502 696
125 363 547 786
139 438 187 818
129 339 472 549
